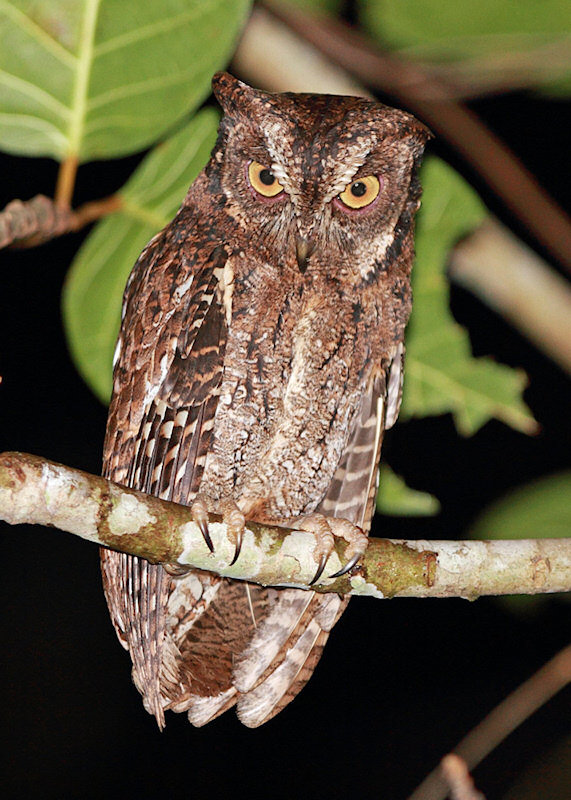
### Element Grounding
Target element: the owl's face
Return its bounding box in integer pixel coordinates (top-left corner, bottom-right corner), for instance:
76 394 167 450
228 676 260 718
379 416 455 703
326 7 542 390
208 73 430 284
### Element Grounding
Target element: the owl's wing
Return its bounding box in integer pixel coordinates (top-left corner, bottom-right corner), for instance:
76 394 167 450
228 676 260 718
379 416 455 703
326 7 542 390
321 340 404 530
230 343 405 728
101 215 232 727
318 341 403 532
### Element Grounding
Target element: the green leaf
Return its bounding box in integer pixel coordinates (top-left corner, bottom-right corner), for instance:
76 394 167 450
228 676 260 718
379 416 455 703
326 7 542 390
468 472 571 539
360 0 571 95
0 0 250 161
402 157 537 435
362 0 571 47
377 464 440 516
62 108 219 402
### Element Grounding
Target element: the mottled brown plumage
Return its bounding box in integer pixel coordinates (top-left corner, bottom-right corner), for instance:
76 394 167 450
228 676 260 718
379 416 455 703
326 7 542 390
101 73 430 728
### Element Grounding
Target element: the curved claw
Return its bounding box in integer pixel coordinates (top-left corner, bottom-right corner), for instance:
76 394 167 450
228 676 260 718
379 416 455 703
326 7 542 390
329 551 363 579
309 553 328 586
198 519 214 553
163 562 190 578
229 529 243 566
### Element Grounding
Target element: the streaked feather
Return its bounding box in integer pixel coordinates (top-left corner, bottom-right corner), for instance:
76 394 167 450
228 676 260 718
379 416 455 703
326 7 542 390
101 213 232 725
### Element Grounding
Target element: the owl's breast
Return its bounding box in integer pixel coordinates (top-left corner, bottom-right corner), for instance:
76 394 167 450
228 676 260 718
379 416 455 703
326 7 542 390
199 267 375 522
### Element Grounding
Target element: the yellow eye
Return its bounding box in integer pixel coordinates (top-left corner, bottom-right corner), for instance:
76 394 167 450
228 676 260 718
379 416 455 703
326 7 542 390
248 161 284 198
338 175 380 209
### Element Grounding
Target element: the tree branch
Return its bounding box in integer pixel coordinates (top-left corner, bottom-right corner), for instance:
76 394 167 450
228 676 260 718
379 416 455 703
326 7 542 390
0 194 121 249
1 452 569 598
450 218 571 374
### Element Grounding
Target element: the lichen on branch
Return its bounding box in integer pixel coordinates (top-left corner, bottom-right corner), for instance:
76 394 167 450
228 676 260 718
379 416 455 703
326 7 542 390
0 452 569 598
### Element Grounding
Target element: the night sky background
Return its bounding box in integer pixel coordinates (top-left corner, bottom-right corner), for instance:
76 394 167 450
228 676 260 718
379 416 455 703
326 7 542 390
0 86 569 799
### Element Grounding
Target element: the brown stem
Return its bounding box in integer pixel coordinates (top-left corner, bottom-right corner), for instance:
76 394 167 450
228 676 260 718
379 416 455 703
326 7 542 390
55 155 79 208
262 1 571 272
68 194 122 230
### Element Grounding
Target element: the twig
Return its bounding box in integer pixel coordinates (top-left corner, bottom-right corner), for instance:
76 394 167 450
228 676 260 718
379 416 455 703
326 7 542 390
408 644 571 800
0 194 121 249
1 452 569 598
69 194 122 230
0 196 72 248
260 1 571 272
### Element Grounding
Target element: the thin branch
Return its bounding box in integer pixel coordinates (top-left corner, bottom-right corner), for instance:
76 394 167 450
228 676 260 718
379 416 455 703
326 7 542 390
0 194 122 248
69 194 122 230
1 452 569 598
0 195 71 248
260 1 571 273
408 644 571 800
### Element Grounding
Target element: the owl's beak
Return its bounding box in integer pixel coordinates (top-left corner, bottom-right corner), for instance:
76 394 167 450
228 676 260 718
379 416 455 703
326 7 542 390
295 236 316 272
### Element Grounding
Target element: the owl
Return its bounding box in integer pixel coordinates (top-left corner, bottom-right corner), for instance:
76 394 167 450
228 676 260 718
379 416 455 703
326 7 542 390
101 72 430 728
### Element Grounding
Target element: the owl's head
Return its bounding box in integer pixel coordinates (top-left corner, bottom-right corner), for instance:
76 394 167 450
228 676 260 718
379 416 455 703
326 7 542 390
205 73 430 282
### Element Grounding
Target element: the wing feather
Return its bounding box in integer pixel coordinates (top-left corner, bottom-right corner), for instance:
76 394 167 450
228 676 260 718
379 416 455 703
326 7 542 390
101 212 230 725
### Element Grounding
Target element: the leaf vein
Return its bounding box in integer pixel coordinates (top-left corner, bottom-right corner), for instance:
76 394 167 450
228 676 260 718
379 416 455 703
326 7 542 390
0 0 77 66
406 356 533 431
86 70 210 111
0 112 67 146
66 0 101 156
0 70 71 119
93 4 216 56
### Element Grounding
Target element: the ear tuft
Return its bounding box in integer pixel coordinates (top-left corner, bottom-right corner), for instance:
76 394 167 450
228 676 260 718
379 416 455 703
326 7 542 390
212 72 255 116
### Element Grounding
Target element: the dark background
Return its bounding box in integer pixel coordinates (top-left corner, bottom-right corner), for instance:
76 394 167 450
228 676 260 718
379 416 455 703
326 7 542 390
0 89 569 799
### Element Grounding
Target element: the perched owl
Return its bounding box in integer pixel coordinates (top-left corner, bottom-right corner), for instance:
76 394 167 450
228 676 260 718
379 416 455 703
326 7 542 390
101 72 430 729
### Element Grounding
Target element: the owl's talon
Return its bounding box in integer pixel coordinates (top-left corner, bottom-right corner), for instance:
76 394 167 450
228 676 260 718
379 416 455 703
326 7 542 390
198 519 214 552
297 513 335 586
328 551 363 579
222 501 246 567
163 562 191 578
229 534 243 566
191 498 214 552
309 553 328 586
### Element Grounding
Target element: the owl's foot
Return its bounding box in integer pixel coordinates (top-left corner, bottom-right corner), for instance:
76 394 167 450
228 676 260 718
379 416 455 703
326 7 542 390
190 496 245 564
296 514 368 585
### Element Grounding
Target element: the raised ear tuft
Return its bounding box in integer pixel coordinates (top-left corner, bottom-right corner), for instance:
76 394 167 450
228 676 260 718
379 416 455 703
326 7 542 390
212 72 256 116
